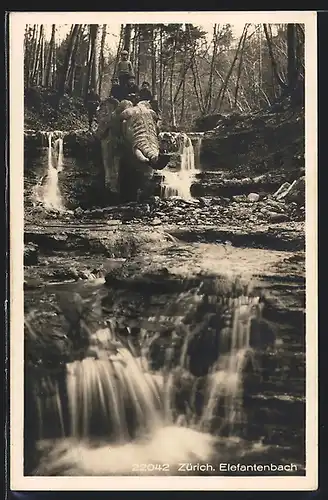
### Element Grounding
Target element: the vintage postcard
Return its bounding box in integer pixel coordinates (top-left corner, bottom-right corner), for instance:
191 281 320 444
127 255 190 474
10 11 318 491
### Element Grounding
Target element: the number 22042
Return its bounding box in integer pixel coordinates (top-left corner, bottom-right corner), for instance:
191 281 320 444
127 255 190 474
132 463 170 472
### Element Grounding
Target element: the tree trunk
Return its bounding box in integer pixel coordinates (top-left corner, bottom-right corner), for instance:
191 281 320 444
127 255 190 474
30 25 39 86
287 23 297 91
92 25 100 91
57 24 80 98
24 25 36 88
159 25 163 108
86 25 99 93
151 26 157 97
214 25 248 112
234 27 248 109
82 30 92 98
263 24 288 91
31 25 43 85
98 24 107 96
180 76 186 126
206 24 219 113
136 26 141 85
67 25 84 93
169 29 178 127
123 24 132 52
51 39 57 90
45 24 55 88
113 25 124 77
39 30 45 86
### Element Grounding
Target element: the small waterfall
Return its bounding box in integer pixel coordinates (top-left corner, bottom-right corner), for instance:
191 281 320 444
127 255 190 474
55 136 64 173
31 285 265 475
66 348 163 443
161 133 197 200
32 132 65 211
198 296 261 436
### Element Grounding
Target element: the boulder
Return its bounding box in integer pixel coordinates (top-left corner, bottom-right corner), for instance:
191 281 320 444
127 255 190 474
248 193 260 202
284 176 305 205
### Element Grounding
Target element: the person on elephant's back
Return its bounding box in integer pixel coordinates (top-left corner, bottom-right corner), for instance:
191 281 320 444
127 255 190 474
109 77 123 102
122 75 140 105
139 81 153 102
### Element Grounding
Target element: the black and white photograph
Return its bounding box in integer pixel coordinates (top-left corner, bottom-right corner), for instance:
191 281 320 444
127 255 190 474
10 11 317 491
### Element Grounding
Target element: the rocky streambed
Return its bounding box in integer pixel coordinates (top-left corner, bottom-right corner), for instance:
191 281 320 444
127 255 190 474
24 195 306 475
23 104 306 475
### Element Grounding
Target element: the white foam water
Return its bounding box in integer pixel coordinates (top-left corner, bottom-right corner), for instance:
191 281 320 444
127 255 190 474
32 291 264 476
32 132 65 211
161 134 198 200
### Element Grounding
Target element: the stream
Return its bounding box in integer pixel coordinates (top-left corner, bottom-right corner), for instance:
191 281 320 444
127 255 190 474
23 131 305 477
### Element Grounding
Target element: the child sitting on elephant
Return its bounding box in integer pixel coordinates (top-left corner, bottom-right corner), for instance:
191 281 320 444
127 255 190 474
117 50 134 88
110 77 122 102
138 81 153 102
122 75 140 105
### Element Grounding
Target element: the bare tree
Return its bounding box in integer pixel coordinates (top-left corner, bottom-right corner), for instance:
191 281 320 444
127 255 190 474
263 24 288 91
213 24 249 112
98 24 107 96
57 24 80 98
31 25 44 85
67 25 84 94
123 24 132 52
44 24 56 88
169 28 179 127
234 27 248 109
287 23 297 91
24 24 37 87
205 24 219 113
151 26 157 97
84 24 99 96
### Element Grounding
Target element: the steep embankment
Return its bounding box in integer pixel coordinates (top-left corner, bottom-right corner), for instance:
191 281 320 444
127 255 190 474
25 87 89 131
196 103 304 179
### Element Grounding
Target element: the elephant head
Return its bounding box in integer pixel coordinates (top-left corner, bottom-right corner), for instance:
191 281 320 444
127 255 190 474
96 99 171 201
118 100 172 169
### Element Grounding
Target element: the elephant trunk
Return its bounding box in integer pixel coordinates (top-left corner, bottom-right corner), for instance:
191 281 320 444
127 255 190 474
129 112 160 165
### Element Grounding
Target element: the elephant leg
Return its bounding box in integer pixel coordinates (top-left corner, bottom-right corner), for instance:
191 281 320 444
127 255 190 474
101 135 120 194
111 155 120 193
101 139 111 187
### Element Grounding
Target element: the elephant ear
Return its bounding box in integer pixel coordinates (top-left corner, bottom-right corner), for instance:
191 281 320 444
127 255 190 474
120 107 135 121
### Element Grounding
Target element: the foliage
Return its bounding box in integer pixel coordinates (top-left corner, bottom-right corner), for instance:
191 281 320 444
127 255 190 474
24 23 304 130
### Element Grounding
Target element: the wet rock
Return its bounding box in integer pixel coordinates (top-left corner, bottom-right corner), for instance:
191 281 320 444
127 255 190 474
24 243 39 266
266 212 289 223
232 195 247 202
106 219 122 226
284 176 305 205
24 277 43 289
74 207 84 217
248 193 260 202
150 217 162 226
265 198 286 212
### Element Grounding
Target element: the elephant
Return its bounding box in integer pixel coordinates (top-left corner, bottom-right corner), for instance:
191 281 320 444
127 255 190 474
96 98 171 202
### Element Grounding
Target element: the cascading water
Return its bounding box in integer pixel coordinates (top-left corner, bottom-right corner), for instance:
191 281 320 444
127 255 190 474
161 133 198 200
31 284 264 476
197 296 261 436
32 132 65 211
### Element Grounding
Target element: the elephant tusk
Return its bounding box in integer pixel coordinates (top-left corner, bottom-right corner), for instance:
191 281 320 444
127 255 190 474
134 148 150 163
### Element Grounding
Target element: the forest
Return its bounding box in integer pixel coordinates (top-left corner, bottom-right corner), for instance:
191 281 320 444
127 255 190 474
24 22 305 130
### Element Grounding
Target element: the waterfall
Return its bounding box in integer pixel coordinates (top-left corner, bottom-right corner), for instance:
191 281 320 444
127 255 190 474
55 136 64 173
161 133 197 200
32 287 264 476
32 132 65 211
197 296 261 436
